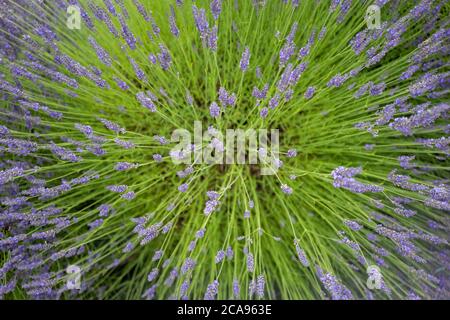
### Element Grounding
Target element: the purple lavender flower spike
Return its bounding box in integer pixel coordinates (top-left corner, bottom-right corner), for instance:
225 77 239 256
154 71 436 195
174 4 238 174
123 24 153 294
295 240 310 267
118 14 137 49
344 220 363 231
204 199 220 215
233 279 240 298
88 37 112 66
226 246 234 260
287 149 297 158
247 253 254 272
253 84 269 100
178 183 188 193
209 102 221 118
281 184 293 195
304 86 316 99
169 6 179 37
210 0 222 20
204 280 219 300
196 228 206 239
123 242 134 253
152 250 164 261
240 47 250 72
256 275 265 298
280 41 296 66
207 26 218 51
147 268 159 282
88 219 104 230
158 44 172 70
317 267 353 300
153 154 163 162
98 204 112 217
181 258 196 274
215 250 225 263
106 185 128 193
121 191 136 200
136 92 156 112
192 5 209 40
260 107 269 118
331 166 383 193
98 118 126 134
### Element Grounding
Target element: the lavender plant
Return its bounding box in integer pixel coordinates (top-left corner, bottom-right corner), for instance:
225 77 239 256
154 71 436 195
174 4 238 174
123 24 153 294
0 0 449 300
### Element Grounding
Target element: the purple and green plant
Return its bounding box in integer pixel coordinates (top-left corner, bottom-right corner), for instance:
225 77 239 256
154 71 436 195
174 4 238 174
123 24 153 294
0 0 449 300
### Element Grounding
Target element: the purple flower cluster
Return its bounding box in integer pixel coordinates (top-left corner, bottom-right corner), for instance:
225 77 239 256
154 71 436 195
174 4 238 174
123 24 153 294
0 0 447 301
204 280 219 300
294 240 310 267
218 87 237 107
316 267 353 300
204 190 220 215
136 92 157 112
331 167 383 193
240 47 251 72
